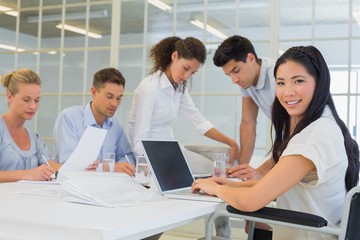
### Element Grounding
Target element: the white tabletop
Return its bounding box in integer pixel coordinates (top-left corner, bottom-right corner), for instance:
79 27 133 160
0 182 223 240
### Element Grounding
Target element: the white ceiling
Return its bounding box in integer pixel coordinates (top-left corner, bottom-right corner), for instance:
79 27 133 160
0 0 358 39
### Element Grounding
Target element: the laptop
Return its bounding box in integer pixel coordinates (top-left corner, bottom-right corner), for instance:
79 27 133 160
140 139 223 203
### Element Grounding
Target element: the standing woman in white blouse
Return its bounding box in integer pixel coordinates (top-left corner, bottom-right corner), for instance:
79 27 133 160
0 69 60 182
128 36 240 174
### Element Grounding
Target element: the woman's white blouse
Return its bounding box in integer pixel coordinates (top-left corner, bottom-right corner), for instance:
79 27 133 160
274 106 348 240
128 70 213 156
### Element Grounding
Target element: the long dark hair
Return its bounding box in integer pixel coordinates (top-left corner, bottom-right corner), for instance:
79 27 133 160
149 36 206 73
271 46 359 191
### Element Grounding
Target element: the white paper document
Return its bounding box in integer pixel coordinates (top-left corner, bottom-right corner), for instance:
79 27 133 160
16 186 60 197
57 171 165 207
61 126 107 172
17 180 60 185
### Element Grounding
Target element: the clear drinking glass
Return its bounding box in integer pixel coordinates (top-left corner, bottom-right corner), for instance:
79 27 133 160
135 156 150 186
102 152 115 172
213 153 227 178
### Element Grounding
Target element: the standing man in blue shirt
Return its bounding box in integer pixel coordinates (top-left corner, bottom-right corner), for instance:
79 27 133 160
212 35 276 239
53 67 135 176
213 35 276 179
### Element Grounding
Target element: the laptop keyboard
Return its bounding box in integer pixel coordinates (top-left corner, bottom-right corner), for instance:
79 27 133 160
179 189 209 196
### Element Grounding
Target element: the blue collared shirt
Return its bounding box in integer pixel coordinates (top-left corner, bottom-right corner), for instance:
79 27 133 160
0 117 51 170
239 57 276 118
53 102 135 165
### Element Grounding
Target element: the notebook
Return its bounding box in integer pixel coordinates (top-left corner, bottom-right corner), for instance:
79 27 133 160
140 139 223 203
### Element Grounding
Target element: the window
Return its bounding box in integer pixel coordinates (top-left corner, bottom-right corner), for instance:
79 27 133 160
0 0 359 155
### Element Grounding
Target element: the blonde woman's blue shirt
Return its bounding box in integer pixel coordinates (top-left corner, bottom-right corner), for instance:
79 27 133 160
0 117 50 170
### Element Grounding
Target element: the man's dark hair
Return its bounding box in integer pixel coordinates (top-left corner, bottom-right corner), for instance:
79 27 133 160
93 67 125 90
213 35 259 67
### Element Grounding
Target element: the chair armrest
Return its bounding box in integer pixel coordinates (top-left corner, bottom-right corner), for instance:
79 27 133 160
226 205 327 228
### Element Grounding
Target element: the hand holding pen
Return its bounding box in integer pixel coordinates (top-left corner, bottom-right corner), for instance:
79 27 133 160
23 154 55 181
42 154 56 180
113 154 135 176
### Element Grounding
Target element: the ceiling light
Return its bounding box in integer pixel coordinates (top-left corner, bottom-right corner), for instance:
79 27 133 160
190 19 228 40
27 10 108 23
56 24 102 39
0 5 18 17
175 2 268 12
0 43 25 52
0 6 11 11
353 11 360 26
148 0 171 11
32 50 57 55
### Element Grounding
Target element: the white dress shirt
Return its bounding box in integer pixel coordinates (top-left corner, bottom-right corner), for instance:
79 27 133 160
128 70 214 157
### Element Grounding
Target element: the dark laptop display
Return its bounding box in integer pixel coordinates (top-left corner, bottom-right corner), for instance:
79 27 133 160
141 139 224 203
141 139 194 192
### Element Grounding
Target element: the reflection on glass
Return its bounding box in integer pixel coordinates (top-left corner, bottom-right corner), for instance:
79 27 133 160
120 1 145 45
86 50 110 89
279 0 312 40
62 51 85 93
39 52 61 92
37 96 59 137
333 96 348 124
17 53 37 70
89 4 111 47
330 70 349 94
315 1 348 38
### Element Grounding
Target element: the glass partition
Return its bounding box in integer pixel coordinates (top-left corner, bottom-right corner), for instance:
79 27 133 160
279 0 312 40
0 0 359 154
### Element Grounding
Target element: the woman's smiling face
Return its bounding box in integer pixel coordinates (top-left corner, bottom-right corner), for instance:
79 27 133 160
275 60 316 122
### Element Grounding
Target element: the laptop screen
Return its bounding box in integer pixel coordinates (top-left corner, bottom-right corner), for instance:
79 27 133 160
141 139 194 192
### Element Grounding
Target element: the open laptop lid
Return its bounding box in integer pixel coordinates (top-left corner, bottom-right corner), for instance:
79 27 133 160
140 139 194 194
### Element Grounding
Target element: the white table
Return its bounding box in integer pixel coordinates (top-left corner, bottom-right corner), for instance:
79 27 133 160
0 182 223 240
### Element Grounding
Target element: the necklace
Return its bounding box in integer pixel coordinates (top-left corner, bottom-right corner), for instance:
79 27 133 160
172 82 185 93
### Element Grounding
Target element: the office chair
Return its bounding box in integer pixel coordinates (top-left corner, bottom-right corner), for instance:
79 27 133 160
205 185 360 240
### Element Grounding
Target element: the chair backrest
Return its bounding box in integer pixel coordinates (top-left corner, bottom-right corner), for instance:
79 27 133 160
340 185 360 240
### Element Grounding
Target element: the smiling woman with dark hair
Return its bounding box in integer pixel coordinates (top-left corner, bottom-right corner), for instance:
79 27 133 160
192 46 359 240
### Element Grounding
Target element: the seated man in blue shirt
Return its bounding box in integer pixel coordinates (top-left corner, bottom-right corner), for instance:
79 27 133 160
53 67 135 176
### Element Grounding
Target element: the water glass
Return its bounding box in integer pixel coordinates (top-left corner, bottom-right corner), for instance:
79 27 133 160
135 156 150 186
213 153 227 178
102 152 115 172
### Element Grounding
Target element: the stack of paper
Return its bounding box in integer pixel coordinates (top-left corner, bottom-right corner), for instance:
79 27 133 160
18 127 164 207
57 171 165 207
55 126 165 207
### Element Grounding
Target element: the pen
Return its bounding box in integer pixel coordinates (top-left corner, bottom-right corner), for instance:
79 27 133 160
42 154 51 167
125 154 136 178
125 154 131 164
42 154 57 180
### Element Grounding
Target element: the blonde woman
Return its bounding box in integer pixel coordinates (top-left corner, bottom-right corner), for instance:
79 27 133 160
0 69 60 182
